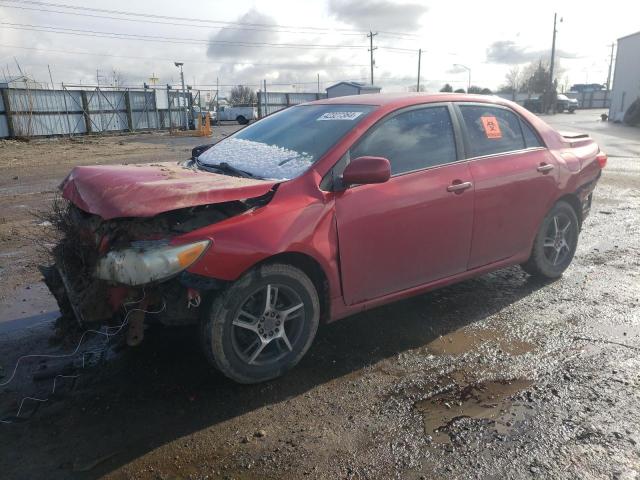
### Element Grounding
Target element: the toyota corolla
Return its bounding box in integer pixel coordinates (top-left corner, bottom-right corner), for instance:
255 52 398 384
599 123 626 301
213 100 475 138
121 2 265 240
44 93 605 383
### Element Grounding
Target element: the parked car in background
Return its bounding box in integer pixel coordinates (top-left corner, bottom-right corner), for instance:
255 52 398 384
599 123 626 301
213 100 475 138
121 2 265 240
523 96 544 113
47 93 606 383
557 94 579 113
216 105 257 124
524 94 578 113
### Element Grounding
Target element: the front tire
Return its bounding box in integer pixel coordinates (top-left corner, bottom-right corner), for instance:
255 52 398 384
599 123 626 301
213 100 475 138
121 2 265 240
200 263 319 384
522 201 579 279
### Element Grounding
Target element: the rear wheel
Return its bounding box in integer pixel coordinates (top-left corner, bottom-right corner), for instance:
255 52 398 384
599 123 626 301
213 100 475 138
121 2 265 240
521 201 579 279
236 115 248 125
200 263 319 384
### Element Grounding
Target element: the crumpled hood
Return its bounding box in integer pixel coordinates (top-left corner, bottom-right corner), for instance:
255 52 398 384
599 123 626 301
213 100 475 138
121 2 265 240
61 162 278 220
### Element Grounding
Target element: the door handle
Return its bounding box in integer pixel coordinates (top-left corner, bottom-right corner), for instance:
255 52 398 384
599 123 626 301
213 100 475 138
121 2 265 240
537 163 554 173
446 181 472 193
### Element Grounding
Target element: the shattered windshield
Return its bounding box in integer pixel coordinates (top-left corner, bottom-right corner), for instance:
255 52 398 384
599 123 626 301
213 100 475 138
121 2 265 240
197 104 374 180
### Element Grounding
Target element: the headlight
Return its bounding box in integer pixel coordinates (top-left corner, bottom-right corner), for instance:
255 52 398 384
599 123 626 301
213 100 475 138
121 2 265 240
95 240 210 286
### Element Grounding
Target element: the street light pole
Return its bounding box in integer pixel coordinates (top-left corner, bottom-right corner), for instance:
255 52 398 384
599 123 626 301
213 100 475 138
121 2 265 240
174 62 188 129
453 64 471 92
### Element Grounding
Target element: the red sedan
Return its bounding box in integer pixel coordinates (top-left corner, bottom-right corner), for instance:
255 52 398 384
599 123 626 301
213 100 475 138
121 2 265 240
49 93 605 383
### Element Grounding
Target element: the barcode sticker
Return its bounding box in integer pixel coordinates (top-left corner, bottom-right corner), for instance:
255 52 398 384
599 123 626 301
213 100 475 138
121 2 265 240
317 111 364 121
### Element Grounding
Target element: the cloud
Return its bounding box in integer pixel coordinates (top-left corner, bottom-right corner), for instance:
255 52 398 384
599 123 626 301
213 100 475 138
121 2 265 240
207 10 280 60
486 40 578 64
447 65 468 74
328 0 427 31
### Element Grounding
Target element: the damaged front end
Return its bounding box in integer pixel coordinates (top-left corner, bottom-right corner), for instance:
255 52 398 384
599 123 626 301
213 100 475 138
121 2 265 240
42 188 274 345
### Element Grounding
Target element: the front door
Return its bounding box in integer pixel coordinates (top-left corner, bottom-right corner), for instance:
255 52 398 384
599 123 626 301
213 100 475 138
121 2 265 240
334 105 474 305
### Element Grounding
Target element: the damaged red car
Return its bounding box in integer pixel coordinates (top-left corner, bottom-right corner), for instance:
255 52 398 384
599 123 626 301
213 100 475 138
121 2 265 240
45 94 605 383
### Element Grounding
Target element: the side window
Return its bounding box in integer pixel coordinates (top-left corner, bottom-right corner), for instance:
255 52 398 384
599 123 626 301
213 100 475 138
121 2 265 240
520 120 543 148
459 105 526 157
350 106 457 176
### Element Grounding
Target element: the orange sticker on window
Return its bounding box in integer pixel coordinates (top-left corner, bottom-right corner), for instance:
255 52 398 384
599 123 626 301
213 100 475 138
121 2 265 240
481 116 502 139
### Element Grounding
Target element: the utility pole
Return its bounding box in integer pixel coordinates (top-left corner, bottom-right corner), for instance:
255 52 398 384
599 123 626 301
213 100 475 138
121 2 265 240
216 76 220 126
548 13 561 113
606 42 615 90
174 62 188 129
416 48 422 92
367 31 378 85
317 73 320 94
263 79 268 117
47 64 55 90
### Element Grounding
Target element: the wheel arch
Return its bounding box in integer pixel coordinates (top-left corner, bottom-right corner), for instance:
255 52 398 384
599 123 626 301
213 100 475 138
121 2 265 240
255 251 331 324
556 193 583 228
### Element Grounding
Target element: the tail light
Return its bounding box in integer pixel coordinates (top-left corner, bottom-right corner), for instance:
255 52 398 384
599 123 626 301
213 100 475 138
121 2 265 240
596 152 607 169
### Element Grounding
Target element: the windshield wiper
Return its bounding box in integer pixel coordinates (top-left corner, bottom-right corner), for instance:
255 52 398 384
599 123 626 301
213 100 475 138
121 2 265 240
195 159 261 179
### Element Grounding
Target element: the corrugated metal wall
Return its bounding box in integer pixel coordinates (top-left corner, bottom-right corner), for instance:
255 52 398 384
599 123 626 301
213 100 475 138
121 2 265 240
257 92 326 117
0 93 9 138
0 87 195 139
495 91 611 109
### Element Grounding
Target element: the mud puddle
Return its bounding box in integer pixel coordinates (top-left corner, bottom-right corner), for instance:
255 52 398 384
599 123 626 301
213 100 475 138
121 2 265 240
426 326 535 356
0 282 58 334
415 376 534 444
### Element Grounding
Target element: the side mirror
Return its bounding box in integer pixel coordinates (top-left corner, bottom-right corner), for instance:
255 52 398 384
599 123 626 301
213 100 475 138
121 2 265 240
341 156 391 187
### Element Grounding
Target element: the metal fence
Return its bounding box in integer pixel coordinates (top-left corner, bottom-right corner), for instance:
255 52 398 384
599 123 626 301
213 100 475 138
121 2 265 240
0 85 194 139
0 87 327 138
257 91 326 117
495 91 611 109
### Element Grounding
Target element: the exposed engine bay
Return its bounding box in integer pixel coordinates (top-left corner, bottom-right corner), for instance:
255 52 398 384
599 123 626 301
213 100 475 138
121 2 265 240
41 183 276 345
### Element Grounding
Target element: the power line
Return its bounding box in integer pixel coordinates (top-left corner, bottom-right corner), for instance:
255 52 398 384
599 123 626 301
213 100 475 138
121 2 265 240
0 0 419 38
0 43 369 68
378 46 419 53
0 22 369 49
0 2 372 37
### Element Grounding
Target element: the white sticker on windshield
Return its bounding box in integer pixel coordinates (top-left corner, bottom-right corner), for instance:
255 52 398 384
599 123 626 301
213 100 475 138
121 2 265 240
317 111 364 121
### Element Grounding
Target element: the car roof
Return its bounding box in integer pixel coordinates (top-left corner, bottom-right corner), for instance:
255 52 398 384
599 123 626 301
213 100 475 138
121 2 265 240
309 92 515 109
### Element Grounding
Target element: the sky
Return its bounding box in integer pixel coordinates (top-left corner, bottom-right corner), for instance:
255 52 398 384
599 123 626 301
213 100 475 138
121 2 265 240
0 0 638 97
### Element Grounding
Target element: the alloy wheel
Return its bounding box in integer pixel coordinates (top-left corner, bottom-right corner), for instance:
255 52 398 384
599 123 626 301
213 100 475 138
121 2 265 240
230 284 305 366
542 212 575 266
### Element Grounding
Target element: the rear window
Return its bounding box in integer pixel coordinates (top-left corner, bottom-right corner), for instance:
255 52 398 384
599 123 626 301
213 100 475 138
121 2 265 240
521 120 543 148
459 105 526 157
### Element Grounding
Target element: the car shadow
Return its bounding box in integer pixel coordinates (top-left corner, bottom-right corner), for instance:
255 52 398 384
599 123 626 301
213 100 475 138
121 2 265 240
1 266 552 479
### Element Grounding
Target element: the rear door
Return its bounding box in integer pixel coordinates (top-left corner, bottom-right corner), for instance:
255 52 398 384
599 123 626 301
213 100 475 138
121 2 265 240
334 104 474 305
455 103 559 269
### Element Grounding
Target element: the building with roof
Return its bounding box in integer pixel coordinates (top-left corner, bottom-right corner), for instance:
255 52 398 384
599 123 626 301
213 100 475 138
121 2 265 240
609 31 640 122
326 81 381 98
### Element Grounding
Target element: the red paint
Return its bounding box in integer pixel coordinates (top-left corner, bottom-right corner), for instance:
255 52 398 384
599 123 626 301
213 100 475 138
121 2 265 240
596 152 608 169
61 162 277 219
335 162 474 304
342 156 391 185
65 94 603 322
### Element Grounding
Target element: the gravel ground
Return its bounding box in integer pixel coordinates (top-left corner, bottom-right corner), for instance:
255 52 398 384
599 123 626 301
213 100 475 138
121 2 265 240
0 110 638 480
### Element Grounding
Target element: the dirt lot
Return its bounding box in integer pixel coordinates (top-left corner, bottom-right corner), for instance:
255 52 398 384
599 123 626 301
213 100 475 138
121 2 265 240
0 111 639 479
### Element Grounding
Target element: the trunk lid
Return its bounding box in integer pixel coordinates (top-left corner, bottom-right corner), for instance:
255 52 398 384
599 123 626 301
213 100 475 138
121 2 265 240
61 162 278 220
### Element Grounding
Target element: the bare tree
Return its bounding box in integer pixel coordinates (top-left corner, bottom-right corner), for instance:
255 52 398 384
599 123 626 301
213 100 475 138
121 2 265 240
501 65 522 93
229 85 257 106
